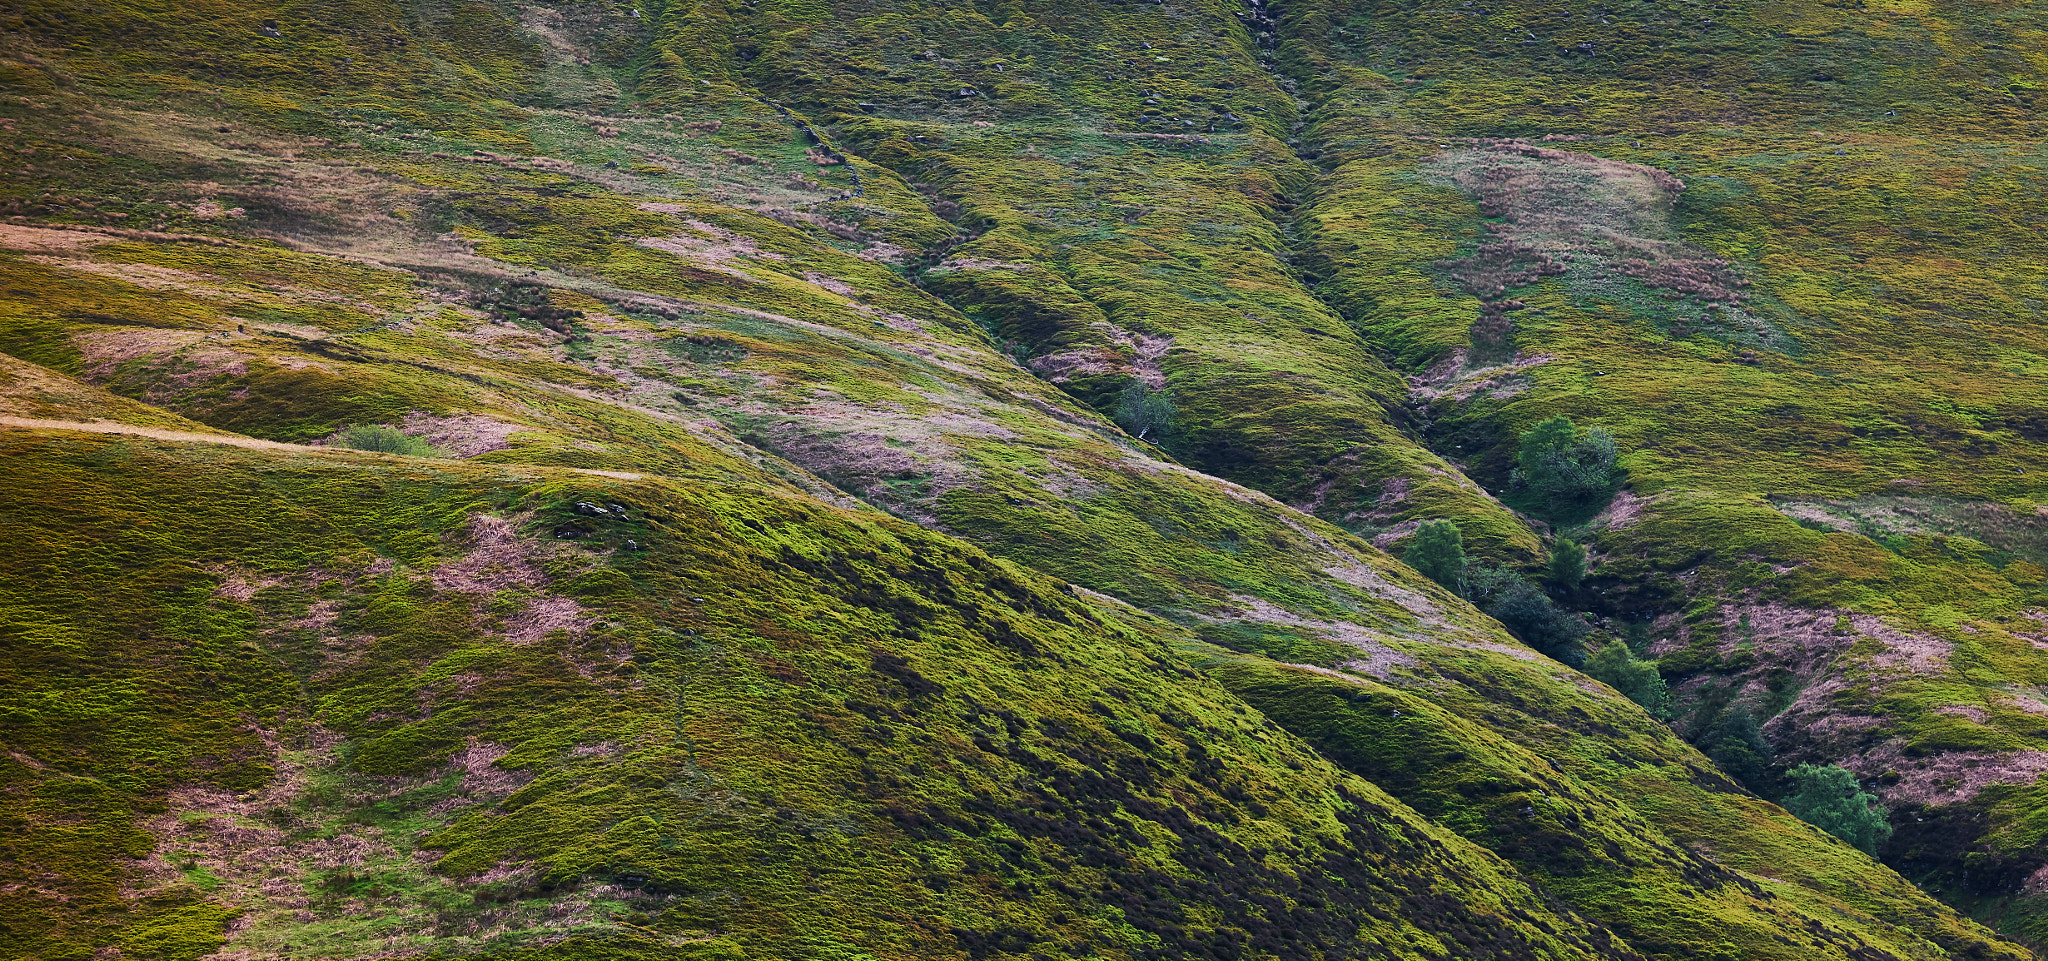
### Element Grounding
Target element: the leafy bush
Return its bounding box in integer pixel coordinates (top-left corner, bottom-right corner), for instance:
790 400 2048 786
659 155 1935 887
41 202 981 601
1114 382 1177 443
1700 704 1774 792
1780 763 1893 855
336 424 440 457
1584 638 1669 718
1464 565 1590 665
1403 519 1468 591
1547 537 1587 591
1514 416 1618 502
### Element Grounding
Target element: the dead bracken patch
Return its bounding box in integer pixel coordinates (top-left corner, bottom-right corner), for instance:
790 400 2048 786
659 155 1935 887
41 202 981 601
399 411 525 458
431 513 600 643
1851 742 2048 807
1772 495 2048 566
1586 491 1653 532
1422 140 1767 353
1201 594 1421 681
1407 349 1553 402
1030 322 1174 389
636 220 780 281
129 732 602 961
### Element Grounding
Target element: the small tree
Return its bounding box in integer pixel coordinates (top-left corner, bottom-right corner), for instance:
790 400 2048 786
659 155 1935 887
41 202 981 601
1115 382 1176 443
1548 537 1587 591
1703 704 1774 792
1403 519 1467 592
1515 416 1618 501
1584 637 1668 717
1780 763 1893 855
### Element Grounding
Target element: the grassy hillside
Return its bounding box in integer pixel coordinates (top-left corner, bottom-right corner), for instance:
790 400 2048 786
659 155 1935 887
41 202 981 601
1274 0 2048 942
0 0 2043 956
0 429 1645 961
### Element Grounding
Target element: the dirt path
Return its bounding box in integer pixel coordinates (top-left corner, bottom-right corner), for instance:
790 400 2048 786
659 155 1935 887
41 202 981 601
0 416 645 480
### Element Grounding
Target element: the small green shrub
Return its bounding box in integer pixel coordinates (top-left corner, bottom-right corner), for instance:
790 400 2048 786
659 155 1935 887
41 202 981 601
1404 519 1468 591
1780 763 1893 856
1114 382 1176 444
1584 638 1668 718
336 424 440 457
1513 416 1618 504
1547 538 1587 591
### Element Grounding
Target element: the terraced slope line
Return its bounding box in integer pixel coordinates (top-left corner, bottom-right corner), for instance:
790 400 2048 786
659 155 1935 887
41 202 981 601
0 417 646 478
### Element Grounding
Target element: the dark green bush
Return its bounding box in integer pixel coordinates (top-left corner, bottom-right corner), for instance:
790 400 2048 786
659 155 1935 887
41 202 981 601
1514 416 1618 503
1780 763 1893 855
1465 565 1590 665
1403 519 1468 591
1701 704 1775 792
1547 538 1587 591
1113 382 1176 444
1584 638 1669 718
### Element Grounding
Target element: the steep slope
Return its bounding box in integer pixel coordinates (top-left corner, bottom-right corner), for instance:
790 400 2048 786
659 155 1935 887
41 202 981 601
0 427 1638 961
0 0 2039 958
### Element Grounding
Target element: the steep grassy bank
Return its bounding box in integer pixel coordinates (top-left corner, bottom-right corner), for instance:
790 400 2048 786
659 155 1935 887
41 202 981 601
1 428 1644 961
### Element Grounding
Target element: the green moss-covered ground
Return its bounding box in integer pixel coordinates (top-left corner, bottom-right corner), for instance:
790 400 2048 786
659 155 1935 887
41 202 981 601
2 0 2046 954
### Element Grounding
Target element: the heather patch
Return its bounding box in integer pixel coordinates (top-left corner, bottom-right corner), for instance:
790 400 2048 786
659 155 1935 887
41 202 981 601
1419 140 1793 357
397 412 526 458
127 735 631 961
1774 496 2048 568
1407 349 1554 402
1029 322 1174 390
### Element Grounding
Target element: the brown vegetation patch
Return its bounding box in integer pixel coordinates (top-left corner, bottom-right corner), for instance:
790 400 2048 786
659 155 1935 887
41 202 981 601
1423 140 1754 350
72 328 209 379
801 271 857 297
432 514 556 595
1407 349 1554 402
0 222 123 252
399 412 524 458
1030 322 1173 388
432 514 599 644
25 253 241 299
131 733 576 960
1207 595 1421 681
1773 496 2048 566
1587 491 1653 532
1851 743 2048 807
